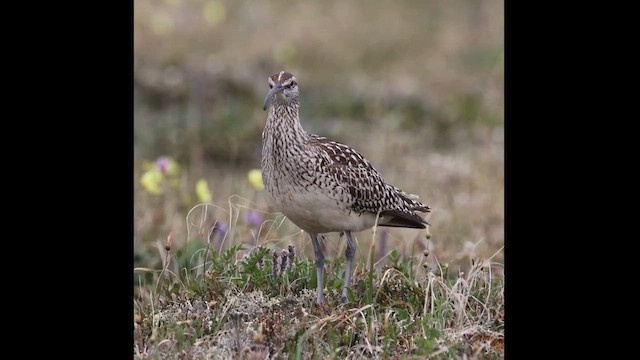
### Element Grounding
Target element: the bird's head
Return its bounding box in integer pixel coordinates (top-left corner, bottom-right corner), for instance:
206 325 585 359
263 71 298 110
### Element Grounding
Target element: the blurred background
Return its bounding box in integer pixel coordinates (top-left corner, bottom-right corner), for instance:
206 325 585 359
134 0 504 277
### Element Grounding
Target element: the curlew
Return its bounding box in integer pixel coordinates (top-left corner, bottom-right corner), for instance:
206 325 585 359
261 71 430 304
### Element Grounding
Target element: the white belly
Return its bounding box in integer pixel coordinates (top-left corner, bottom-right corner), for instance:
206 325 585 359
272 191 378 233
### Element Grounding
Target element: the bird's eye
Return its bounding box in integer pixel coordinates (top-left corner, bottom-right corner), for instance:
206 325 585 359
290 81 297 87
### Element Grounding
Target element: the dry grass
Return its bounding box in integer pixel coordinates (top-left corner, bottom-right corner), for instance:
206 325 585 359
134 198 503 358
133 249 503 359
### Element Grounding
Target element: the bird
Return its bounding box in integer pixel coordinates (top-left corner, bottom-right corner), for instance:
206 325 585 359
261 71 430 304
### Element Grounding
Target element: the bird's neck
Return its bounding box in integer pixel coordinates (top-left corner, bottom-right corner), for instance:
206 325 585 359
265 101 309 145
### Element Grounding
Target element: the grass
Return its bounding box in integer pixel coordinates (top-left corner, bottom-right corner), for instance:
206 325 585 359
133 257 504 360
134 200 503 359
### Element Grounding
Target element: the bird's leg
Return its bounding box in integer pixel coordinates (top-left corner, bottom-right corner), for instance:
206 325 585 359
309 232 325 304
341 231 356 303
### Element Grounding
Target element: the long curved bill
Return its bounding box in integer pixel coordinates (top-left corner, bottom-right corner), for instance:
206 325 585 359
263 84 284 110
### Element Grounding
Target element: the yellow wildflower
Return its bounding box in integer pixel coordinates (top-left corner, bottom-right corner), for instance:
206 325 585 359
141 169 164 195
248 169 264 190
196 179 213 203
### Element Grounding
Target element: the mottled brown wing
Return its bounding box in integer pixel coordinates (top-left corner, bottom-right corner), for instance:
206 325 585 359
309 135 429 228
